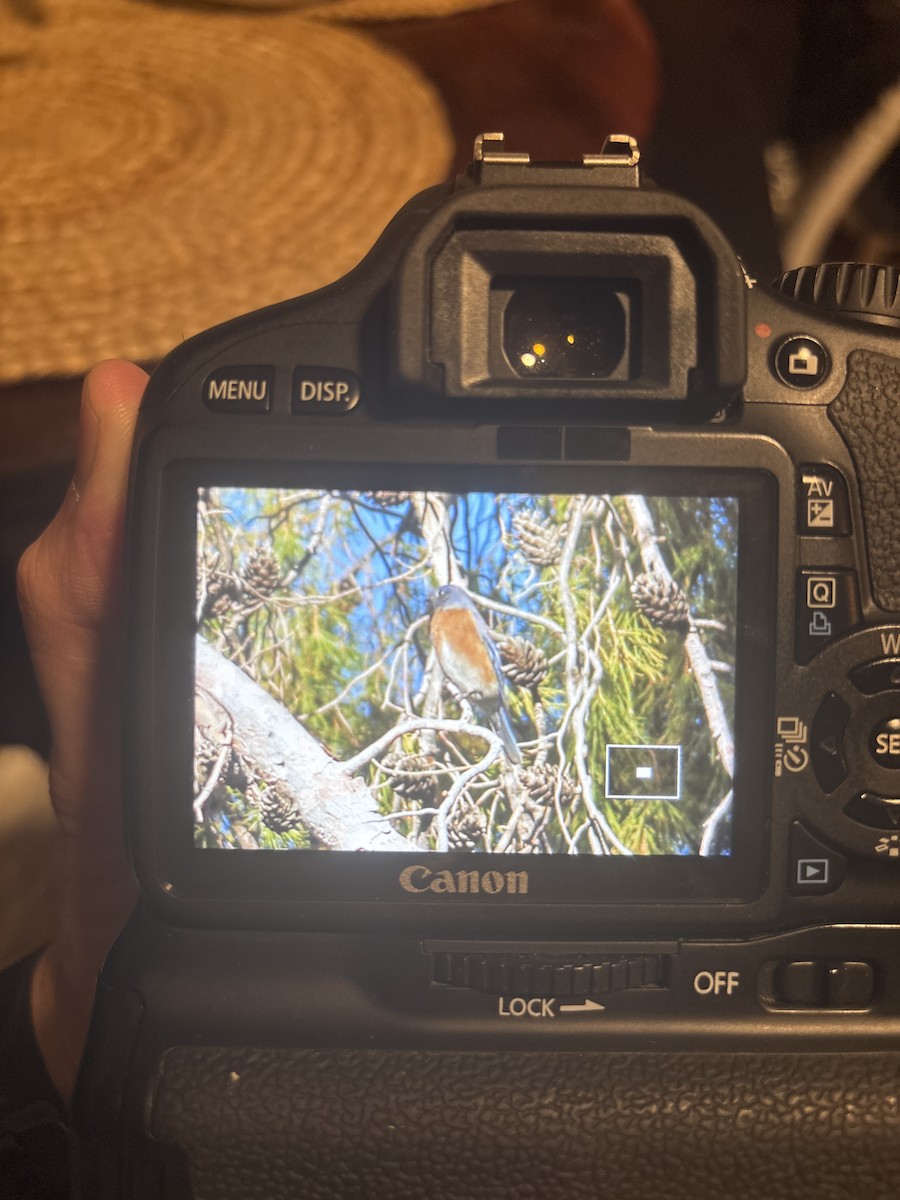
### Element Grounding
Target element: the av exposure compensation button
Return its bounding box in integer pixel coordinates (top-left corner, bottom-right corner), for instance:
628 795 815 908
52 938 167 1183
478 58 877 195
798 465 851 536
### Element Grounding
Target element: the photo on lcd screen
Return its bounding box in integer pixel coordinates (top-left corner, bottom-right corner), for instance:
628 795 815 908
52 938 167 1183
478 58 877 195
193 488 738 857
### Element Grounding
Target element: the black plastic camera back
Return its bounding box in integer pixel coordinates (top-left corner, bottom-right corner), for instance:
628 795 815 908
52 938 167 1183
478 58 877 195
73 134 900 1199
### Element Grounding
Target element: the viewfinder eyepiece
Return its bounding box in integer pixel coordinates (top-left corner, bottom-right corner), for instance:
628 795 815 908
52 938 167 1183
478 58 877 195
502 278 632 379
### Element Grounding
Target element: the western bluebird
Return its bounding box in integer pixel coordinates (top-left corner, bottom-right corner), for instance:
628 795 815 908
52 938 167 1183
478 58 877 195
428 584 521 764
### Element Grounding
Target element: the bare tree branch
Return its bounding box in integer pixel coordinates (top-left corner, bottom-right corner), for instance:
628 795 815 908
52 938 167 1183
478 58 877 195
195 636 410 851
435 743 504 851
193 743 230 823
341 716 506 777
409 493 466 588
700 790 733 856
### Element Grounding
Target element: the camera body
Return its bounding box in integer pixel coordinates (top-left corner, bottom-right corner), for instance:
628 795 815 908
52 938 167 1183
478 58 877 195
74 136 900 1198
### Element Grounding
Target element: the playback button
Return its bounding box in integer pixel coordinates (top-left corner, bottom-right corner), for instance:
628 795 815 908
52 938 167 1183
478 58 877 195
789 822 846 895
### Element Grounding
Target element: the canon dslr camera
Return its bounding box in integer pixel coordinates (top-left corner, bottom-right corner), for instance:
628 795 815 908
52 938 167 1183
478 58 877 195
74 135 900 1198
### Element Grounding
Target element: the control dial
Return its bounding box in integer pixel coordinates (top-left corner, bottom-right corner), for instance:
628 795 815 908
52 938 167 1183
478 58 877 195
431 950 667 997
777 263 900 329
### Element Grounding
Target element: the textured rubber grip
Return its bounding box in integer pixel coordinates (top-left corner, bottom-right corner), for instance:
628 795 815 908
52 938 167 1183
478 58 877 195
151 1047 900 1199
829 349 900 612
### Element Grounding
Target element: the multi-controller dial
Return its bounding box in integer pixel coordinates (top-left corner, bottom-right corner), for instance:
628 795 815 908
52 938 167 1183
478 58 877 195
786 626 900 867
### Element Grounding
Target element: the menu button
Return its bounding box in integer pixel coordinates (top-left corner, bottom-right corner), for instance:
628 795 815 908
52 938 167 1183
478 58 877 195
204 367 274 413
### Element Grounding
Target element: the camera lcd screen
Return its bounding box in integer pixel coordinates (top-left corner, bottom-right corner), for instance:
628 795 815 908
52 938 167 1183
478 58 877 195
193 486 739 860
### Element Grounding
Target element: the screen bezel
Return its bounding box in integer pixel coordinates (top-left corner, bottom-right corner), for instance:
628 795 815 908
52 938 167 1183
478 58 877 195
148 460 775 914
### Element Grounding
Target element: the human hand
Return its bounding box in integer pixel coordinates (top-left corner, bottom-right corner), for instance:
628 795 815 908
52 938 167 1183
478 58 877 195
17 360 148 1099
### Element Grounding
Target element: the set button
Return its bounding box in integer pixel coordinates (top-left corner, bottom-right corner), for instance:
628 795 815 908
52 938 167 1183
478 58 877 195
870 717 900 770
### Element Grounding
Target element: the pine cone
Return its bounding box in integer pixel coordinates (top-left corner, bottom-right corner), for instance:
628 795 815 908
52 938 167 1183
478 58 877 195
194 740 231 798
203 572 242 619
498 636 548 688
257 780 302 834
511 511 564 566
243 549 281 597
366 491 411 507
631 572 691 631
449 807 485 850
520 764 579 808
386 753 439 807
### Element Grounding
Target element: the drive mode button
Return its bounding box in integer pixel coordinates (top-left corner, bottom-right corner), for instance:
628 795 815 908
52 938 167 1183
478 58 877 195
292 367 360 413
204 367 274 413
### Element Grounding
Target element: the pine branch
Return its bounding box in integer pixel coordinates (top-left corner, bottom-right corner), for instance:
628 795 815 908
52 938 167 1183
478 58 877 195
555 498 633 856
624 496 735 778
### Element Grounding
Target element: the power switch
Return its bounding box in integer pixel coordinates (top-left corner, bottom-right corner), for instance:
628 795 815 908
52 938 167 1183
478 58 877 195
776 961 824 1007
772 960 875 1009
826 961 875 1008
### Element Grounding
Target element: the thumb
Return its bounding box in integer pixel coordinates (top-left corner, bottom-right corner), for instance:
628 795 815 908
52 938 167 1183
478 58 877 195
17 359 147 828
17 360 147 1098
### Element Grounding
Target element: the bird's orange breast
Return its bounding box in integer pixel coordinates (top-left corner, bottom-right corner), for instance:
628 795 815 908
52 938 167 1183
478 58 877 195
431 607 497 696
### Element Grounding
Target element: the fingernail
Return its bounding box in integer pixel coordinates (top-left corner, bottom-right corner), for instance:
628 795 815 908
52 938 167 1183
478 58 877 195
72 376 101 497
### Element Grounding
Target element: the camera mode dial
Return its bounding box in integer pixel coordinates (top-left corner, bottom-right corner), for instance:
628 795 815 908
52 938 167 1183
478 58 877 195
777 264 900 329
